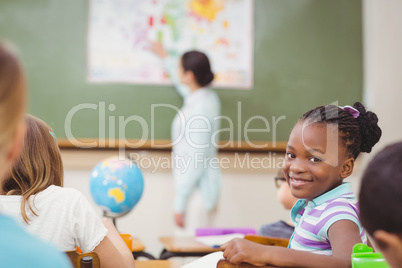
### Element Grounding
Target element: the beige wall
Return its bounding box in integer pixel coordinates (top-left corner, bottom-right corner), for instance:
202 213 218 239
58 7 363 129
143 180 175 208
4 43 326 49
363 0 402 158
61 150 363 259
62 150 289 258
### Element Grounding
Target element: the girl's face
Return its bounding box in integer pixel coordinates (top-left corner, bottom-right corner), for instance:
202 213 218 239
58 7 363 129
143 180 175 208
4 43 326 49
283 121 351 201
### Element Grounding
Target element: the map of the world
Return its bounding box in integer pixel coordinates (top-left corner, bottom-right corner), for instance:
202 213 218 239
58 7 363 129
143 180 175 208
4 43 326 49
87 0 253 88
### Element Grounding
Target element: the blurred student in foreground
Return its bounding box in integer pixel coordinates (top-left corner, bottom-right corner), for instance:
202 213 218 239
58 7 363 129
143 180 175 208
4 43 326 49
359 141 402 268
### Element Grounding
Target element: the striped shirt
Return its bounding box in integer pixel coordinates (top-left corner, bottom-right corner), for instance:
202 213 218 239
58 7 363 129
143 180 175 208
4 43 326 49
288 183 367 255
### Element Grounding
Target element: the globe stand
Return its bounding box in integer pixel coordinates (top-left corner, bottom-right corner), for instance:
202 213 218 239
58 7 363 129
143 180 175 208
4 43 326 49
102 212 157 260
103 210 132 231
103 211 117 229
103 211 117 228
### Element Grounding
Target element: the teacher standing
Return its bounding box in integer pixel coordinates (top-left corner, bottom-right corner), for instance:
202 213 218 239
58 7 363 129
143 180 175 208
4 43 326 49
152 42 221 235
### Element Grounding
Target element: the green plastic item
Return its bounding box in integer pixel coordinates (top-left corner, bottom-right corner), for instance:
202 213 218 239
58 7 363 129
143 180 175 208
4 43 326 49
351 243 390 268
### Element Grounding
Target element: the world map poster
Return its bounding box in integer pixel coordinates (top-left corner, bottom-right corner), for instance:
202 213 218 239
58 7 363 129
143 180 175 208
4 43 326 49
87 0 253 88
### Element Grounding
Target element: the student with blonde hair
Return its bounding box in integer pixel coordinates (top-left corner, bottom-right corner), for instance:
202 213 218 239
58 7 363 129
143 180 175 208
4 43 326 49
0 42 72 267
0 114 135 268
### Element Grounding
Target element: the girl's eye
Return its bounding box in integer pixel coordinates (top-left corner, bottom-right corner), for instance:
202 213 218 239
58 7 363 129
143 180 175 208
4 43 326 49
286 153 295 159
309 157 322 163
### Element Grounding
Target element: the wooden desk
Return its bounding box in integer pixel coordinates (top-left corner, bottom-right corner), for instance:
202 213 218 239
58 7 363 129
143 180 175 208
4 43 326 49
132 237 146 252
132 237 156 260
159 236 221 259
122 235 155 260
134 260 182 268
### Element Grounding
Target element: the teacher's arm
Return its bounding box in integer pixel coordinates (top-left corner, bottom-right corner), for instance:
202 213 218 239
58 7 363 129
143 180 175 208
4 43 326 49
151 42 190 98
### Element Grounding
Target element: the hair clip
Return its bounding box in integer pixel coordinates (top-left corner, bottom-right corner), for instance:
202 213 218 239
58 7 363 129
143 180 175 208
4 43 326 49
49 131 57 141
338 105 360 118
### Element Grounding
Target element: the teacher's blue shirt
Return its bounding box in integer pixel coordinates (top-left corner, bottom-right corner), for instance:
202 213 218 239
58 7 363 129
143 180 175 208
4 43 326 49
164 56 222 213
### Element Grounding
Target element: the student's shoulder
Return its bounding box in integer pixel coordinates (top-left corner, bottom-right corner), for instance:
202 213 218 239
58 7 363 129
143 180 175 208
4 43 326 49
327 196 359 208
16 235 72 268
0 214 72 267
321 197 359 217
40 185 87 202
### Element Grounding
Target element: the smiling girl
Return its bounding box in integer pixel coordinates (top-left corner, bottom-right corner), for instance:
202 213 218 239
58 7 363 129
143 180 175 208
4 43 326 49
221 102 382 267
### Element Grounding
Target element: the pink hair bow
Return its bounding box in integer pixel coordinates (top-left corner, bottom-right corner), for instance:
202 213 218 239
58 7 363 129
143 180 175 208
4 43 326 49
339 105 360 118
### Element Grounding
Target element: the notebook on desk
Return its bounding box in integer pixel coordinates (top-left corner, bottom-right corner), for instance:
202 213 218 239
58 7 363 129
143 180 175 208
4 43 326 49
195 233 245 248
182 251 224 268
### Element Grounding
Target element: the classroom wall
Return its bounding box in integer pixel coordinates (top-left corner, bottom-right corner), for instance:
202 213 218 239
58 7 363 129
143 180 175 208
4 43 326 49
362 0 402 160
58 0 402 261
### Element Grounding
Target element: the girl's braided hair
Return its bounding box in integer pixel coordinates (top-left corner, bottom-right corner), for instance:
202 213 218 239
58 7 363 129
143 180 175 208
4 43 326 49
301 102 382 159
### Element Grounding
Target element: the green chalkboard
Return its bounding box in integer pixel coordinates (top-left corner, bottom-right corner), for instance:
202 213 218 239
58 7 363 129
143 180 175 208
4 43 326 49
0 0 362 150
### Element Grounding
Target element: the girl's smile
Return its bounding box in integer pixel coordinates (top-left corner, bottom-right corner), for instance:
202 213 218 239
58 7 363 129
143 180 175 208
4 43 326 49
289 176 313 188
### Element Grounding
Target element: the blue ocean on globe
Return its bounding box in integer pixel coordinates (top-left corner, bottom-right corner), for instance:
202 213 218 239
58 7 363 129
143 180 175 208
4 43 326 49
89 156 144 217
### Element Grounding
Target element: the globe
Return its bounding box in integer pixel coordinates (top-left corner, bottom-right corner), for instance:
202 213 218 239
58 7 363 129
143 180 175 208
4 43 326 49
89 156 144 218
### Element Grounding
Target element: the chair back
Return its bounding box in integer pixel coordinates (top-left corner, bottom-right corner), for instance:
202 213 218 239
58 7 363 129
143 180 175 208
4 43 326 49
244 235 289 248
217 259 276 268
65 250 100 268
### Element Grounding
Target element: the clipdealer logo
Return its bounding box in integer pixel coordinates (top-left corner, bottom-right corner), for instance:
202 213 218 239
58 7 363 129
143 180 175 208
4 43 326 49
64 101 286 159
128 152 285 174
